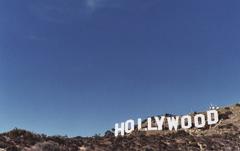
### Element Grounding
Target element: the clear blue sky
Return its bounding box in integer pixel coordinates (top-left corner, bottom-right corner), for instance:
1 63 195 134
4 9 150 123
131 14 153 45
0 0 240 136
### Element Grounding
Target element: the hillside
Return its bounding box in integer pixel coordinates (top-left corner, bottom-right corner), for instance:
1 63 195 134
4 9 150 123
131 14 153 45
0 103 240 151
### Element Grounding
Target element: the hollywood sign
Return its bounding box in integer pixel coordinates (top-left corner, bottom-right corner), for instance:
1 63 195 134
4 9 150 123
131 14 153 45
114 110 219 137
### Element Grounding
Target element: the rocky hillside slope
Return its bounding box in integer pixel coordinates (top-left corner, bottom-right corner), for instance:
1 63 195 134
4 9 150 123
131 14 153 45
0 103 240 151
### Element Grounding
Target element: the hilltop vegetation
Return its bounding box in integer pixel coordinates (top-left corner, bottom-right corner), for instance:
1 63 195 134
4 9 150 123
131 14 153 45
0 103 240 151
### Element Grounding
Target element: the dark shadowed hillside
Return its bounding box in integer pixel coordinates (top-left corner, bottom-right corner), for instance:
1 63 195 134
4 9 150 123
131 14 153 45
0 103 240 151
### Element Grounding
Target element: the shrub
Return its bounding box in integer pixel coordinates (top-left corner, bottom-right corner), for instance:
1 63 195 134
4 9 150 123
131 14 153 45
104 130 114 137
6 146 21 151
31 141 60 151
224 107 230 110
93 133 101 140
219 111 233 120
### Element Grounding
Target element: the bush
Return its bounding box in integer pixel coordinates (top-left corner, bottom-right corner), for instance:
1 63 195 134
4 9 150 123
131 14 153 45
47 136 66 145
31 141 60 151
218 123 234 129
6 146 21 151
219 111 233 120
104 130 114 137
93 133 101 139
224 107 230 110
